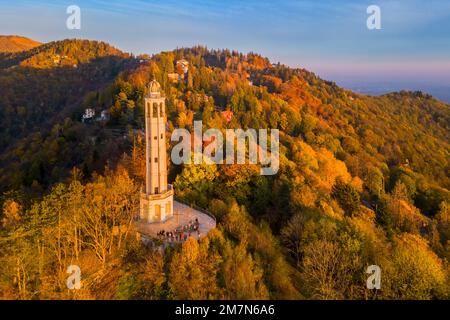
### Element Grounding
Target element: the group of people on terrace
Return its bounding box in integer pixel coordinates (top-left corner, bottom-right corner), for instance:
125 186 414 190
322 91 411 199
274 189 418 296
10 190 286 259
157 218 201 242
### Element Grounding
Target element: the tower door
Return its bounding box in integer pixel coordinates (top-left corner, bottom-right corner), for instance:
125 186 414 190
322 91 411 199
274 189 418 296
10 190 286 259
154 205 161 221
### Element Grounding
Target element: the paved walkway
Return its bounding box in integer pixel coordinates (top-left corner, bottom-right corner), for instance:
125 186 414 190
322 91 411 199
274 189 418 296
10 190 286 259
135 200 216 242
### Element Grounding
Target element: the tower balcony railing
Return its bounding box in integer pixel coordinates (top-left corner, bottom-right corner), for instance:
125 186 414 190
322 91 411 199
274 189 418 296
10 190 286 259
140 184 174 200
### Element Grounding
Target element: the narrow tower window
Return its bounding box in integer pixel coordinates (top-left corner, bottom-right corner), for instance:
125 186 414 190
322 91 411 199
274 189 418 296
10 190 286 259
153 103 158 118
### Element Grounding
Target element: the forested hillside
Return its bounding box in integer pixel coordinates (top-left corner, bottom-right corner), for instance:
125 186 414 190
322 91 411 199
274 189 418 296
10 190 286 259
0 39 135 191
0 41 449 300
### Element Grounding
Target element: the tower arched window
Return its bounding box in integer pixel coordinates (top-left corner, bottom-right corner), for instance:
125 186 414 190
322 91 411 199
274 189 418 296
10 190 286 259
160 103 164 117
153 103 158 118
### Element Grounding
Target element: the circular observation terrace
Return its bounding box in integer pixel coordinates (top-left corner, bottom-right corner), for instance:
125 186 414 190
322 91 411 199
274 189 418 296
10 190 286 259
135 199 216 244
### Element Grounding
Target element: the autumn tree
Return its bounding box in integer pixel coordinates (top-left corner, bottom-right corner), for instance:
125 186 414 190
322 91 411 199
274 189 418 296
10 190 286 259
168 237 221 299
174 160 218 207
2 199 22 228
138 251 167 299
332 179 360 217
301 240 355 299
388 234 447 299
281 213 308 266
367 166 384 198
375 197 394 238
222 242 268 299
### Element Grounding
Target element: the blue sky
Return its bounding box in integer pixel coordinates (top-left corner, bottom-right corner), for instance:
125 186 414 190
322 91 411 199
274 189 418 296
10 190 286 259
1 0 450 95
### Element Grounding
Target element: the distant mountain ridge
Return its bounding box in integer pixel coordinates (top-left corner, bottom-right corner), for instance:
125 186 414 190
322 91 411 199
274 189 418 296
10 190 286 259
0 35 41 53
0 38 128 69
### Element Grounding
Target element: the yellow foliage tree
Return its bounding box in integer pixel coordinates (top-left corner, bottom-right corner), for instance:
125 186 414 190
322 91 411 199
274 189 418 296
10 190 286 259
389 233 446 299
2 199 22 228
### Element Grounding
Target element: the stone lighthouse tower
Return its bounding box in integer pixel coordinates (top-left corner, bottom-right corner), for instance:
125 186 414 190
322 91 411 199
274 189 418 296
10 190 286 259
139 79 174 223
